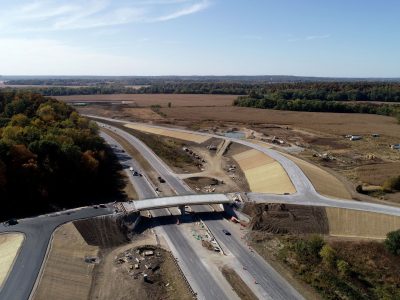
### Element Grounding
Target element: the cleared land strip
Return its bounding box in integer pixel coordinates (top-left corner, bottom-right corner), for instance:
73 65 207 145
233 149 296 194
326 207 400 239
0 233 24 288
124 123 210 144
33 223 99 300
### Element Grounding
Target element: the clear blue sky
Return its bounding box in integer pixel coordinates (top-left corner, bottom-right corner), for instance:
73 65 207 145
0 0 399 77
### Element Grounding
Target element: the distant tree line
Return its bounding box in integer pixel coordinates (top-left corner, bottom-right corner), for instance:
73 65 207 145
2 81 400 101
234 94 400 121
0 90 124 220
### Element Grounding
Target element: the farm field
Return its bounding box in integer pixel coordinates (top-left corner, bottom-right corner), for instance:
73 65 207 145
80 99 400 202
55 94 237 107
159 106 400 138
0 234 24 287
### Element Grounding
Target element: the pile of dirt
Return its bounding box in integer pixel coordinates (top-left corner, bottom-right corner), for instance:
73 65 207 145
185 176 219 186
244 203 329 234
73 215 129 248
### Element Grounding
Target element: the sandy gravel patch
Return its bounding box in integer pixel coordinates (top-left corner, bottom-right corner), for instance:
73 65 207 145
233 149 295 194
0 233 24 287
124 123 210 144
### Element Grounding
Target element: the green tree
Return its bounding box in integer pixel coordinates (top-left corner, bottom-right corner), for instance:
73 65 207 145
10 113 29 127
36 104 56 122
319 244 337 268
336 259 350 277
384 229 400 255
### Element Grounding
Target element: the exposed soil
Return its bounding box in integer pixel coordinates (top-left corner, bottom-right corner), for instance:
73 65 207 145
84 102 400 203
90 244 193 300
243 203 329 235
0 233 24 287
159 106 400 138
73 215 129 248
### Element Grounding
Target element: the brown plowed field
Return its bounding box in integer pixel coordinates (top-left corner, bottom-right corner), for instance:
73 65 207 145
160 106 400 138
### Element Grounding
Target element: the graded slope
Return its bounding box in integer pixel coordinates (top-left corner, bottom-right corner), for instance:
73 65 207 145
326 207 400 239
281 153 352 200
124 123 210 144
0 233 24 288
33 223 99 300
233 149 296 194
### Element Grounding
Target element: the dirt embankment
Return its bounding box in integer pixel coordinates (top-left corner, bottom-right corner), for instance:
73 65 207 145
34 215 193 300
73 215 129 248
244 203 329 235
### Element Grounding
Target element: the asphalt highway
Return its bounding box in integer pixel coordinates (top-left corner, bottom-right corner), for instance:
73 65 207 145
0 206 112 300
100 131 230 300
93 115 400 217
99 122 305 300
2 114 399 300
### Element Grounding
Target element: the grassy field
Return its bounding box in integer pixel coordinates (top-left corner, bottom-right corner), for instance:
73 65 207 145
55 94 237 107
0 233 24 288
220 267 258 300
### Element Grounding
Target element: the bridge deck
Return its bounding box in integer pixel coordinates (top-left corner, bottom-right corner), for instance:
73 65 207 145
122 194 231 212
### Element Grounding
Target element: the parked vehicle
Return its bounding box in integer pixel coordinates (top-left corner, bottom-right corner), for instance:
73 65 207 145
4 218 18 226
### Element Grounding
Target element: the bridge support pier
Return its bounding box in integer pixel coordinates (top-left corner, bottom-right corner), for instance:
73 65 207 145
179 205 185 215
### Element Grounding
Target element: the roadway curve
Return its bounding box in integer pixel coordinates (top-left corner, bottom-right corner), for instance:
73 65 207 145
0 207 112 300
98 121 304 300
91 115 400 217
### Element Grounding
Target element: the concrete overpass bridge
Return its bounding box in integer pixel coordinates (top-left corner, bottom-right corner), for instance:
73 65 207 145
119 193 232 214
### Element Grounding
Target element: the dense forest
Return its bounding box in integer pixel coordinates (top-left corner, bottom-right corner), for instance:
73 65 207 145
0 90 124 220
3 80 400 100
